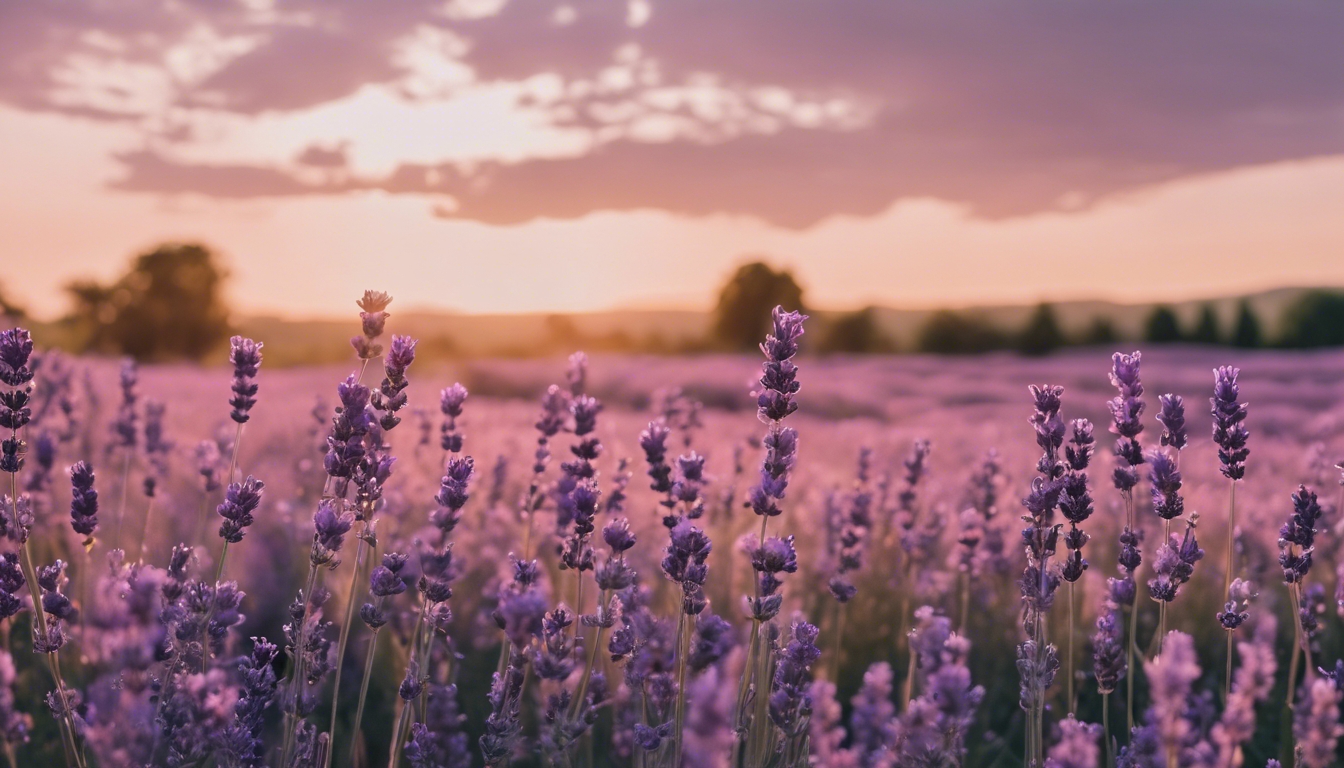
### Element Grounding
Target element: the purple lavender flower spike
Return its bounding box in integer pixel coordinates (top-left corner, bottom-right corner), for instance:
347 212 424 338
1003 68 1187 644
1211 366 1249 480
228 336 263 424
1147 447 1184 521
1092 602 1125 695
217 475 265 544
371 334 415 431
767 621 821 745
1294 677 1344 768
1107 351 1145 492
0 554 23 621
68 461 98 544
1280 484 1323 585
1045 716 1102 768
438 382 469 454
1156 393 1186 450
1218 578 1254 631
352 290 392 360
1147 515 1204 603
109 357 139 453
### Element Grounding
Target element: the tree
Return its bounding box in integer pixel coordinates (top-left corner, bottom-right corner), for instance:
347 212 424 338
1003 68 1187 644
1143 305 1183 344
1230 300 1262 348
915 310 1008 355
0 282 26 321
710 261 805 351
66 243 231 361
1016 303 1064 356
1082 316 1118 346
1190 303 1222 345
817 308 894 354
1278 291 1344 348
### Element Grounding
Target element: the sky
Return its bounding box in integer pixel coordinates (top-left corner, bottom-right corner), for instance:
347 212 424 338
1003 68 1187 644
2 0 1343 320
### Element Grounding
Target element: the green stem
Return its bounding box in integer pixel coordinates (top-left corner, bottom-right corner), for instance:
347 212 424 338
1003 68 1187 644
671 606 690 768
349 621 382 761
326 518 374 768
10 469 84 768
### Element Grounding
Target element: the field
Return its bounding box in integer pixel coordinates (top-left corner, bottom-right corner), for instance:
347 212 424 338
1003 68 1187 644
2 314 1343 768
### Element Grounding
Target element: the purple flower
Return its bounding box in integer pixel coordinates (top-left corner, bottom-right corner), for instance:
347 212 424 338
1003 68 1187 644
1211 366 1249 481
1045 716 1102 768
227 336 263 424
687 613 734 672
1217 578 1254 631
68 461 98 541
432 455 474 536
756 307 807 423
0 329 34 388
1107 351 1145 492
351 290 392 360
1147 447 1184 521
768 621 821 739
1156 393 1187 450
109 358 139 452
661 519 711 615
1280 485 1324 584
440 382 468 453
1091 603 1125 695
1145 631 1200 763
1294 677 1344 768
310 499 354 566
849 662 895 764
371 334 416 431
216 475 265 544
1210 616 1277 766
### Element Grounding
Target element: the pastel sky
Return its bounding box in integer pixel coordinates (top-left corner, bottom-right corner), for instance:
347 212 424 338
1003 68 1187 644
2 0 1343 319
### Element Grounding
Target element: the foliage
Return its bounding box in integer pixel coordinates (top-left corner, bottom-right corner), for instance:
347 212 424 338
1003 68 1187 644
1143 304 1183 343
709 261 805 351
65 243 231 361
1278 290 1344 348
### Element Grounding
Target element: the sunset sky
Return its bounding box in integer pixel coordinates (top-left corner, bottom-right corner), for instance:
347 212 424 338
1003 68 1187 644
2 0 1342 320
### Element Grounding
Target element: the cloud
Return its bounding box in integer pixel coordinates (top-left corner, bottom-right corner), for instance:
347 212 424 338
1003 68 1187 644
3 0 1342 225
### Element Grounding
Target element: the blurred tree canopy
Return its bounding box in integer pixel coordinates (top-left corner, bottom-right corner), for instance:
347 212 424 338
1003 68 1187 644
1143 305 1183 343
0 282 26 320
916 310 1007 354
1279 291 1344 348
1082 316 1118 345
66 243 231 361
1190 303 1222 344
1231 300 1262 348
817 307 895 354
1016 303 1064 356
710 261 805 351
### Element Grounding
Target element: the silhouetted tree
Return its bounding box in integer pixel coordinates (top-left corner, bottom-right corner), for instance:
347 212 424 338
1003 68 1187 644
1082 316 1118 345
1278 291 1344 348
1231 300 1262 349
1191 304 1222 344
710 261 805 351
65 243 231 361
1016 303 1064 356
0 282 26 321
1143 305 1183 344
817 308 893 354
915 310 1008 355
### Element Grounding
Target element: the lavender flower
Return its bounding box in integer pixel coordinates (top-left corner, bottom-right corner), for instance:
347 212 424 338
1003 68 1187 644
1092 602 1126 695
849 662 895 765
1217 578 1254 631
352 290 392 360
1147 448 1184 521
323 375 374 495
1209 616 1277 767
1045 716 1102 768
1060 419 1095 583
227 336 263 424
0 329 35 476
1156 393 1187 451
1279 484 1323 584
1294 677 1344 768
756 307 807 422
440 383 468 453
432 456 474 540
110 358 139 453
216 476 265 544
661 519 711 615
767 621 821 745
68 461 98 543
1107 351 1145 492
310 499 354 567
218 637 280 768
371 335 415 431
1147 515 1204 603
1211 366 1249 481
1145 631 1200 766
746 534 797 622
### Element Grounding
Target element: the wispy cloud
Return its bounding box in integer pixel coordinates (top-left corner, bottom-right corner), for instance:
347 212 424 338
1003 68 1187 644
2 0 1341 226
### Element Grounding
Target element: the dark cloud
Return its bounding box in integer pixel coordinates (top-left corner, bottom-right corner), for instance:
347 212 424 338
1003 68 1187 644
7 0 1343 224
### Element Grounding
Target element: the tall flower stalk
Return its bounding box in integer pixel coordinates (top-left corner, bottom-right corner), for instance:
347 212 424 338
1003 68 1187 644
1018 384 1065 767
1279 485 1324 713
1107 351 1145 732
1 329 86 768
1059 418 1095 715
1211 365 1249 707
733 306 806 768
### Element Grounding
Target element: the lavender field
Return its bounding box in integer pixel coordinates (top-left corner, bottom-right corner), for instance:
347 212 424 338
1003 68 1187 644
3 301 1344 768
